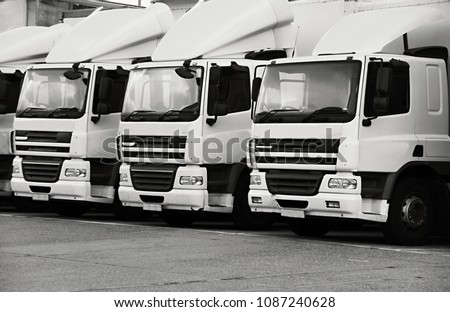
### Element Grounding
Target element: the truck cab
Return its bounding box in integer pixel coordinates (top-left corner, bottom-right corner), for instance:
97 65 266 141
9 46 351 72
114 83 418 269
118 0 294 228
248 7 450 244
0 24 71 199
11 4 174 216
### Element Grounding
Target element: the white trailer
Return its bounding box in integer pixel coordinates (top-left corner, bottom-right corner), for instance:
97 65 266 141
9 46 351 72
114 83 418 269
117 0 296 228
248 6 450 245
11 4 174 216
0 24 71 199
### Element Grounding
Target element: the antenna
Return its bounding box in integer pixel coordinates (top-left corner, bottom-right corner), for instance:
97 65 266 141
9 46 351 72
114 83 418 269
292 26 300 57
403 33 409 52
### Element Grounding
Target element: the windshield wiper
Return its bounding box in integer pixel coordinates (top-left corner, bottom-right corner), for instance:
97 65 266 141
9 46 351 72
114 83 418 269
122 110 155 121
46 107 80 118
156 109 183 121
16 107 47 117
256 109 299 123
302 106 348 123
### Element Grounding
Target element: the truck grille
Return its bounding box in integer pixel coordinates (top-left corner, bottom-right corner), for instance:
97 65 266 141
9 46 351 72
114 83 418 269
15 131 71 156
22 157 64 183
254 138 339 166
265 170 328 196
130 164 178 192
122 135 186 163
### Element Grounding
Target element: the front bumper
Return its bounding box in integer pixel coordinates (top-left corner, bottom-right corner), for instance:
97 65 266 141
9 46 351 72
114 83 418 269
11 157 113 203
119 163 232 213
249 171 388 222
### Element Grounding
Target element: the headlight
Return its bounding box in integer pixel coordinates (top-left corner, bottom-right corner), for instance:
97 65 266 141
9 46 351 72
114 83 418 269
328 178 357 189
246 139 257 168
12 165 20 174
180 176 203 186
120 173 129 183
65 168 86 178
250 175 262 185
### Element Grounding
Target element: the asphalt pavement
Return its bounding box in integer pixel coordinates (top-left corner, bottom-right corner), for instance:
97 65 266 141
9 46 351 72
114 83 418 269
1 204 449 292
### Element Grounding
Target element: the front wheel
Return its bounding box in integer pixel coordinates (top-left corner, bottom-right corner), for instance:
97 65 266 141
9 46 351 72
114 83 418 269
232 174 276 230
51 201 89 217
160 210 197 227
13 196 50 212
286 218 331 237
382 178 434 246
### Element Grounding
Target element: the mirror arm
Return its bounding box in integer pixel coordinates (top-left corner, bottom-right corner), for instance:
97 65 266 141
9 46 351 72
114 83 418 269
206 115 217 126
91 114 101 124
362 115 378 127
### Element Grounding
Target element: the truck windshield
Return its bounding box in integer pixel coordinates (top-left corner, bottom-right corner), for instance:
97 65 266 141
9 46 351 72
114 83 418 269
254 61 361 123
16 69 89 118
122 67 202 122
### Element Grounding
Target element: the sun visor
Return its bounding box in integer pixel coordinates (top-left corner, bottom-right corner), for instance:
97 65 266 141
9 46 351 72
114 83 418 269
313 7 442 56
152 0 294 61
46 3 175 64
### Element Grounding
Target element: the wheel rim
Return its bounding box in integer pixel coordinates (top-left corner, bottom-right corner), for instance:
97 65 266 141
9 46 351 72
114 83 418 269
401 194 427 230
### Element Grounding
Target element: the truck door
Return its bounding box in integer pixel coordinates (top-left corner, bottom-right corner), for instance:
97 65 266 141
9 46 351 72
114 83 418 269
358 56 416 173
202 60 253 165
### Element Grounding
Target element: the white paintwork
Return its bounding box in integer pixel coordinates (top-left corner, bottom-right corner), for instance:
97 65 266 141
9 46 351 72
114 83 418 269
151 0 294 61
313 7 442 55
46 3 174 63
249 7 450 232
0 24 71 65
0 25 70 196
12 4 175 204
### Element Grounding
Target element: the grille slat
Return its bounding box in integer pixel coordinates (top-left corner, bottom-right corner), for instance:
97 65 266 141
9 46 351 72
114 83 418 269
15 131 72 156
130 164 178 192
22 158 64 183
266 170 328 196
122 135 186 162
254 138 339 166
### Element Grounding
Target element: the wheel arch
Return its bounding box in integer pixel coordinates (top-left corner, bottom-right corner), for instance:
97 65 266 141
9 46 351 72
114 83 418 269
385 162 450 235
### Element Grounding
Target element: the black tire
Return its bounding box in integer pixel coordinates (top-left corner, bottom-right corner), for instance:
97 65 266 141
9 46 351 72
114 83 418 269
112 192 148 221
13 196 50 212
160 210 197 227
286 217 331 237
232 174 276 230
51 201 89 217
382 178 434 246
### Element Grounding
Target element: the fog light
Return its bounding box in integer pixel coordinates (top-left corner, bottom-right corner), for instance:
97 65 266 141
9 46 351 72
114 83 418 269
180 176 203 186
328 178 357 189
65 168 86 178
12 165 20 174
252 197 263 204
250 175 262 185
326 201 340 208
120 173 128 183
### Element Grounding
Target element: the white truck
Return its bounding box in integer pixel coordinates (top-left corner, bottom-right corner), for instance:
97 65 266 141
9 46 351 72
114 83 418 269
11 4 174 216
248 7 450 245
0 24 71 200
117 0 296 228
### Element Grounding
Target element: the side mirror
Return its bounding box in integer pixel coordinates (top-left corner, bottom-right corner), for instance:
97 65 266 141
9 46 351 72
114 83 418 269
91 77 113 123
376 67 392 94
64 70 82 80
0 80 8 102
373 96 389 115
373 67 392 115
175 67 195 79
252 77 262 102
215 103 228 116
206 103 229 126
99 77 113 101
0 104 7 114
97 102 111 115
